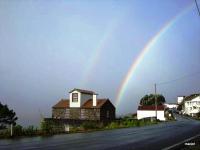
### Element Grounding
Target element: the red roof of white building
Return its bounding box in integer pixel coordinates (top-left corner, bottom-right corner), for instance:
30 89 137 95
138 105 165 110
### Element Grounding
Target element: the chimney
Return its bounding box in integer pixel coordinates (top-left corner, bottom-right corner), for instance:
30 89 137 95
93 94 97 106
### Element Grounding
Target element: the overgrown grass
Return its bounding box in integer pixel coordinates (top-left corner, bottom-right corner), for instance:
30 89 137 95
0 125 41 139
105 118 158 130
0 121 64 139
69 118 159 133
0 118 160 139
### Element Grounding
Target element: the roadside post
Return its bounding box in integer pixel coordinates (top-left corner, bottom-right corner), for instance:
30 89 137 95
11 123 13 137
155 84 157 121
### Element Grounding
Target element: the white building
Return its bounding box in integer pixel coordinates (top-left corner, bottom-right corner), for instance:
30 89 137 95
137 105 166 121
164 103 178 109
177 96 185 104
182 94 200 117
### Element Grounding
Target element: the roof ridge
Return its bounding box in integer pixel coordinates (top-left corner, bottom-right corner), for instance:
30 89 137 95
69 88 98 95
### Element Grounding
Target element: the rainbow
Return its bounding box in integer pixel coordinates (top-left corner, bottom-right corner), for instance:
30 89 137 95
81 18 121 86
115 3 194 107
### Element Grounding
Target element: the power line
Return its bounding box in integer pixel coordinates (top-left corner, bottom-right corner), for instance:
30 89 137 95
195 0 200 16
157 71 200 86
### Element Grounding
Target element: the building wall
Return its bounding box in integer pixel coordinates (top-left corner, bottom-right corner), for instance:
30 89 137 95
100 101 115 121
52 108 101 120
52 108 70 119
137 110 166 121
165 104 178 109
81 108 100 120
52 100 116 122
177 96 184 104
69 108 81 119
184 96 200 116
69 91 93 108
69 91 81 108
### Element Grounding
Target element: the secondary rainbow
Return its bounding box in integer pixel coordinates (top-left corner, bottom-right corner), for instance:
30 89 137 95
81 18 121 86
115 3 194 107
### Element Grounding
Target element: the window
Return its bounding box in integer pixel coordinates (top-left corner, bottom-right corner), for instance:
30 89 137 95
106 111 109 118
72 93 78 102
81 109 85 119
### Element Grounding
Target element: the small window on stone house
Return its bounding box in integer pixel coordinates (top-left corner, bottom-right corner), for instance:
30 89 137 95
72 93 78 102
106 111 109 118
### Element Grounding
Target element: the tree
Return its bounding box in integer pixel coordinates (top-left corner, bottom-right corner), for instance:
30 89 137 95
140 94 166 106
0 102 18 129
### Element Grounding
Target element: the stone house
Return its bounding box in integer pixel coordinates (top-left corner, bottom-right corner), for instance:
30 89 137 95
52 88 115 122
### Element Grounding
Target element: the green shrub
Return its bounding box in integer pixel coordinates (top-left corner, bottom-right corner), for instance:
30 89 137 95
40 120 53 134
82 122 99 130
13 125 23 136
23 125 37 136
107 122 119 129
0 129 10 138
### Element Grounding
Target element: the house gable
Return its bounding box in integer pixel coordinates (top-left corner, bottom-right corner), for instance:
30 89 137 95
184 94 200 102
69 88 96 95
100 99 116 120
69 88 97 108
190 96 200 102
69 90 81 108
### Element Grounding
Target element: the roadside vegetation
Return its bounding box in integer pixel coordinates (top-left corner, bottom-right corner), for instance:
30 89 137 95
0 98 169 139
0 116 159 139
69 116 159 133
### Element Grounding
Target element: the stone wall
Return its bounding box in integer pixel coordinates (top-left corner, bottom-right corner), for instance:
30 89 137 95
52 108 70 119
69 108 81 119
52 107 114 121
81 108 100 120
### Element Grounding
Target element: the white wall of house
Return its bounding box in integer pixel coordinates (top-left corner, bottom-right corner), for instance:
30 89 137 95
177 96 184 104
184 96 200 116
93 94 97 106
69 90 94 107
137 110 166 121
164 103 178 109
80 93 93 106
69 91 81 107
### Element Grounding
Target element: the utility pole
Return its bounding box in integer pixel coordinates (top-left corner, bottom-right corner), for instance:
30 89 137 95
195 0 200 16
11 123 13 137
154 84 157 120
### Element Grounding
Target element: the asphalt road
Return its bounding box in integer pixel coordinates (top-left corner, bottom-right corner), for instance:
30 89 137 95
0 115 200 150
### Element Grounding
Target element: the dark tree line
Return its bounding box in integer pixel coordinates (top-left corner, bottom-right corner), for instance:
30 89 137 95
0 102 17 129
140 94 166 106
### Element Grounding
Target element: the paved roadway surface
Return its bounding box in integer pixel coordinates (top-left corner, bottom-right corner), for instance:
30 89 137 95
0 115 200 150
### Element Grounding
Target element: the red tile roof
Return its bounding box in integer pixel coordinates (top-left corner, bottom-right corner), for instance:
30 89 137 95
69 88 97 95
82 99 108 108
52 99 69 108
52 99 109 109
138 105 165 110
